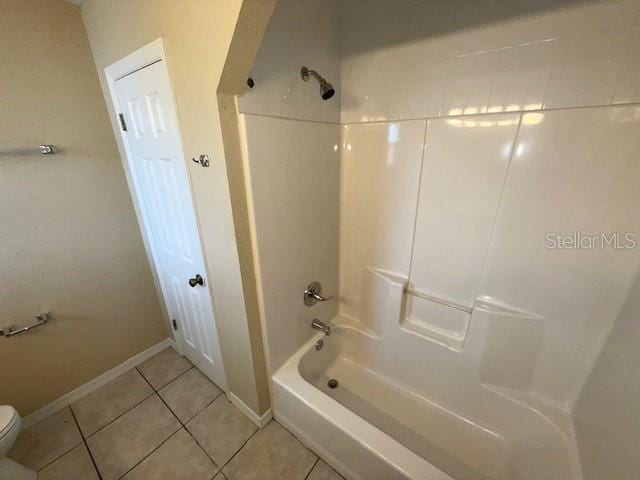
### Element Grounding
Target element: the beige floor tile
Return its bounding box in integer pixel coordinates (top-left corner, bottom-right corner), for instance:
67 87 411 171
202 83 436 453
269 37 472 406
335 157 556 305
137 347 192 389
87 395 180 480
72 369 153 436
159 367 222 423
8 407 82 471
307 460 344 480
122 428 217 480
186 396 257 466
223 421 317 480
37 443 99 480
213 474 227 480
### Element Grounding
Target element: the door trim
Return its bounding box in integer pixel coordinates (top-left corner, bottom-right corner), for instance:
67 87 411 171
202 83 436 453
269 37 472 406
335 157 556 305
104 38 228 391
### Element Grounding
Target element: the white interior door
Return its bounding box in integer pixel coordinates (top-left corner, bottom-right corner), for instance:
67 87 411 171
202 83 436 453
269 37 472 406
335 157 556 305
113 60 226 388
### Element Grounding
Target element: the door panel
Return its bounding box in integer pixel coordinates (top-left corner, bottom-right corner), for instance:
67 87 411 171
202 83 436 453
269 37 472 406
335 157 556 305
114 61 226 388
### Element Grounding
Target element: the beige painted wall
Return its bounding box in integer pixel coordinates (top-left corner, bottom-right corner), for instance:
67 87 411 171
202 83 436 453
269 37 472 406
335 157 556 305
80 0 272 414
0 0 169 416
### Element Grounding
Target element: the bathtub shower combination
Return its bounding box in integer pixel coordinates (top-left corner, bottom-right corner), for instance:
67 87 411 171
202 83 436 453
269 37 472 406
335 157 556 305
239 0 640 479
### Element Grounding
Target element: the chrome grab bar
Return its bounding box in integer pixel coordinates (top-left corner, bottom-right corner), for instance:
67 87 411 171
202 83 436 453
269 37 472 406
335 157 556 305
304 281 333 306
1 312 50 337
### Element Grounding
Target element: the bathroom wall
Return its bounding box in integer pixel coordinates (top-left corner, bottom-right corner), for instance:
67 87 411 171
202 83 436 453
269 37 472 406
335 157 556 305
573 271 640 480
238 0 341 374
338 0 640 412
80 0 271 414
340 0 640 123
242 0 640 411
238 0 341 123
236 0 640 475
0 0 168 415
240 116 340 373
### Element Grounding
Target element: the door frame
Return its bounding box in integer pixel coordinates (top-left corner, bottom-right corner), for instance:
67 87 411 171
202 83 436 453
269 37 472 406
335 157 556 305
104 38 228 391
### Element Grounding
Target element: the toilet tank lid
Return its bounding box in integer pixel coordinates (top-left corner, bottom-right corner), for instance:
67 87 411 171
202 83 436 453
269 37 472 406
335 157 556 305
0 406 17 433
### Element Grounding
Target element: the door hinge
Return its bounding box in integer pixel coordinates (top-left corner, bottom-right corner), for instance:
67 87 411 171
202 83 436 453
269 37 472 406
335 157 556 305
172 318 178 331
118 113 127 132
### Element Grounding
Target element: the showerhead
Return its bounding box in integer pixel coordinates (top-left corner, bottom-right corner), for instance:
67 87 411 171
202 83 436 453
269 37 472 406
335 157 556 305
301 66 335 100
320 81 335 100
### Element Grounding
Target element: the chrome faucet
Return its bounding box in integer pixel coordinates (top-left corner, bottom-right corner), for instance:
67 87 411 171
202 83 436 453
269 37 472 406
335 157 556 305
311 319 331 336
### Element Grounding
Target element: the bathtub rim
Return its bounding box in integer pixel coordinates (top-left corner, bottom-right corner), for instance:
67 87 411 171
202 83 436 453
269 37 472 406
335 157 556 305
272 329 455 480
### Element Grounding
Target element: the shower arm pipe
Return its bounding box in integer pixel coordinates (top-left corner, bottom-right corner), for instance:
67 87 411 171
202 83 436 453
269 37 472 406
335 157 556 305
301 67 323 83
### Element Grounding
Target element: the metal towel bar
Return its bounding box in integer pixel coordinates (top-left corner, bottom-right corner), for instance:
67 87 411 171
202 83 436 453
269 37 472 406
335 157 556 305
0 145 56 156
0 312 50 337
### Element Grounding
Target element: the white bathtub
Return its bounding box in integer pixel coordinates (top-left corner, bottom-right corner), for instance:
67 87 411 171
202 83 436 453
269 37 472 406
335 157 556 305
273 321 577 480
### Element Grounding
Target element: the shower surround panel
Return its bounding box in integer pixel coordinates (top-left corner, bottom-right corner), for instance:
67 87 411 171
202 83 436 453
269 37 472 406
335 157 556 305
239 0 640 478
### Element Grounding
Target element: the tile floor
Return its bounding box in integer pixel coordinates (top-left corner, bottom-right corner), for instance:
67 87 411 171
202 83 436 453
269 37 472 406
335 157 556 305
8 347 344 480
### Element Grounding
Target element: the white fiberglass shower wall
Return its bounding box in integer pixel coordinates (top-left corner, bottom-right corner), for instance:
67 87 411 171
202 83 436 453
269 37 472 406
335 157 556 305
239 1 640 479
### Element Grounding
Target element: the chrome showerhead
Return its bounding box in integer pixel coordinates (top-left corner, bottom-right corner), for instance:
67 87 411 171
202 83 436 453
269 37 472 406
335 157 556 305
301 66 335 100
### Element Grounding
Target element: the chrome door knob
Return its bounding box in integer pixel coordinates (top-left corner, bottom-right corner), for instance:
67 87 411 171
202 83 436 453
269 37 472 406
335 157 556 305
188 274 204 287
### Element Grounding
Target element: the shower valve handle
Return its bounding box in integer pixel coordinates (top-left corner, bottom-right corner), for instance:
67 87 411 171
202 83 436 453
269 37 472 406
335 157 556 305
304 281 333 306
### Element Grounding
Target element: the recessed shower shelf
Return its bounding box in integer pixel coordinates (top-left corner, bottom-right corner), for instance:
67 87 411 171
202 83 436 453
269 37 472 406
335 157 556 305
402 288 472 350
404 287 472 314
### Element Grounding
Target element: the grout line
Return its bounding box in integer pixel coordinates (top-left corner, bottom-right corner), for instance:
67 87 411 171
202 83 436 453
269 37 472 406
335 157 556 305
275 419 322 468
34 440 82 474
304 457 320 480
29 367 160 473
67 363 312 480
137 365 224 470
30 409 88 473
215 422 261 475
69 407 103 480
120 365 223 478
406 119 430 284
241 111 341 126
470 112 524 301
137 364 194 392
161 396 218 467
242 100 640 127
182 391 223 426
84 389 156 440
205 398 280 475
124 368 196 478
106 368 189 478
271 418 345 479
184 428 219 470
157 365 195 391
116 424 182 479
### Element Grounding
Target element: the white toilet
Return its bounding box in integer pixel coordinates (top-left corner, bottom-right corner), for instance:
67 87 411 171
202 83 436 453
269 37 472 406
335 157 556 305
0 406 36 480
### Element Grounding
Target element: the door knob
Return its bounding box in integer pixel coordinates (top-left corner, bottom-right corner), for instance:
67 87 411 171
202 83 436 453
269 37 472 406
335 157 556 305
188 274 204 287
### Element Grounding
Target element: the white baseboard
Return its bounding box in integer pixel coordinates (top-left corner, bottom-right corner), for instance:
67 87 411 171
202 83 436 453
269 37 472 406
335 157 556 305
228 391 272 428
22 338 175 430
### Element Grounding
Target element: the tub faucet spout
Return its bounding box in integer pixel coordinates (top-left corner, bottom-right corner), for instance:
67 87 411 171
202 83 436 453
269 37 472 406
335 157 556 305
311 319 331 336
